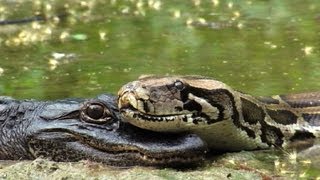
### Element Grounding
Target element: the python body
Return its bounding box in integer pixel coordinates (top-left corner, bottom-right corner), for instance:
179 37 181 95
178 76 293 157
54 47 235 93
118 75 320 151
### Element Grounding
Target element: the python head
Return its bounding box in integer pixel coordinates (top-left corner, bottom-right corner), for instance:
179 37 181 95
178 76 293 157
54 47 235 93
118 75 239 132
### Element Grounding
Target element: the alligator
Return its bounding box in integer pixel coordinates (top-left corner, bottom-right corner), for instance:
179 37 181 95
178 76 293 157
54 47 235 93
0 94 207 167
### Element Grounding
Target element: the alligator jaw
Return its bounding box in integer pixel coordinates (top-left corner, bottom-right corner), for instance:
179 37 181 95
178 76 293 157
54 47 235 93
28 122 207 167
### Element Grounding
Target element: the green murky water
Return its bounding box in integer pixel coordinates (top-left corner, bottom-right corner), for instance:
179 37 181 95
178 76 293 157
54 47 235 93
0 0 320 179
1 0 320 99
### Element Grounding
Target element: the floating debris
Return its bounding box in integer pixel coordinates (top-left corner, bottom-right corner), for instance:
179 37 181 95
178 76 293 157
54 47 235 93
123 68 132 72
172 9 181 19
121 6 130 14
232 11 240 20
99 31 107 41
212 0 219 6
31 22 42 30
302 46 313 55
51 52 76 60
59 31 70 41
136 0 144 9
148 0 161 10
193 0 201 7
186 18 193 26
0 67 3 76
52 52 66 60
186 18 234 30
48 52 77 70
264 41 277 49
237 22 243 29
71 33 88 41
48 59 59 70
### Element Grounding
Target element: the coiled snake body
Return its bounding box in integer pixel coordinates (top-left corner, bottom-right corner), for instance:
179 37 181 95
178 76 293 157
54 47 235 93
118 75 320 151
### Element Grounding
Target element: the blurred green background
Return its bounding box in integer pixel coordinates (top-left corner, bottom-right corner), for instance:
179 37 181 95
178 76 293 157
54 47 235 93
1 0 320 100
1 0 320 178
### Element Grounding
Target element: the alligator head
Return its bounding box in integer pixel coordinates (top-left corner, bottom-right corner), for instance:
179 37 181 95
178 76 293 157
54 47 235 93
0 94 207 167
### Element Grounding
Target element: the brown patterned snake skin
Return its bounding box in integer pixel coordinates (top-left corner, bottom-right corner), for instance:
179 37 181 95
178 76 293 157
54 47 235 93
118 75 320 151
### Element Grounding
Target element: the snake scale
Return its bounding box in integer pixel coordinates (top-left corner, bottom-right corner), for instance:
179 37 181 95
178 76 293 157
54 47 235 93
118 75 320 151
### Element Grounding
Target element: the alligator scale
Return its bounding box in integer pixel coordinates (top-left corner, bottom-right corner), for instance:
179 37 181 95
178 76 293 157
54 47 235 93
118 75 320 151
0 94 206 166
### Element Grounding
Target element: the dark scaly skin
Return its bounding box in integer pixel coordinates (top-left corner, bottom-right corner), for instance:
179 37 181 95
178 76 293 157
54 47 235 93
0 94 207 167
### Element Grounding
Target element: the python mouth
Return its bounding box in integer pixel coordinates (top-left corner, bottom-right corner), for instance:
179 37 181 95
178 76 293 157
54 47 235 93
120 104 192 122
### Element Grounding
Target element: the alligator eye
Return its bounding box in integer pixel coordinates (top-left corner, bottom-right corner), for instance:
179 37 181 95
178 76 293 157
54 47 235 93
81 102 112 124
86 104 105 119
174 80 185 90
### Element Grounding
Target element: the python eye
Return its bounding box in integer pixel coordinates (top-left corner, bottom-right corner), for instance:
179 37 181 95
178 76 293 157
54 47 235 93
82 102 112 124
174 80 185 90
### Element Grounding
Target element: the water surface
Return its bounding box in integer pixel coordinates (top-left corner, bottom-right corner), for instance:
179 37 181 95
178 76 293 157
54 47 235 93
1 0 319 99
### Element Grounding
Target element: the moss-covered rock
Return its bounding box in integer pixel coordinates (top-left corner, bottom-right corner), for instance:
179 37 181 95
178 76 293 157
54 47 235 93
1 150 319 179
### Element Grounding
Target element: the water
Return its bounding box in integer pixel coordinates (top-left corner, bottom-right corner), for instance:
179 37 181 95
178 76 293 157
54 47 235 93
1 0 319 99
0 0 320 178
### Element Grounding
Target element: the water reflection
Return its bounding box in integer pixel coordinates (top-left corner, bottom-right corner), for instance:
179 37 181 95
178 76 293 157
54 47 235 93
0 1 319 100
